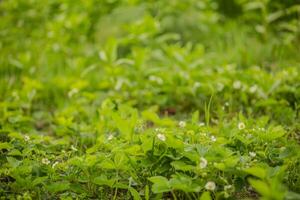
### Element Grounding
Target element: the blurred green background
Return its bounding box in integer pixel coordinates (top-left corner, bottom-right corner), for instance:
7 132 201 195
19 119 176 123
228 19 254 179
0 0 300 119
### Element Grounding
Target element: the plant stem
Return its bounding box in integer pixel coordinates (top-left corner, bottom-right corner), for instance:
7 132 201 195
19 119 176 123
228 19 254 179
171 190 178 200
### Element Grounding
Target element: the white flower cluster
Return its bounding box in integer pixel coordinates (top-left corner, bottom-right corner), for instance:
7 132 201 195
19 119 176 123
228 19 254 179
155 128 166 142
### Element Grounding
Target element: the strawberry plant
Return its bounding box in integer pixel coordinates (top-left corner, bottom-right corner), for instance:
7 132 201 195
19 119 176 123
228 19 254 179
0 0 300 199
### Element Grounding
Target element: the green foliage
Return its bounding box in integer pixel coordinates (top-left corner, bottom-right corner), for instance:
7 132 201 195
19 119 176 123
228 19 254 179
0 0 300 199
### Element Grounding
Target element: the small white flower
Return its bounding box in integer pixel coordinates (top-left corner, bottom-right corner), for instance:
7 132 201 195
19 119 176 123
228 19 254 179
149 75 163 85
12 91 19 100
246 134 253 139
205 181 216 191
211 136 217 142
179 121 186 128
68 88 79 98
224 185 232 190
52 161 59 168
233 81 242 89
128 176 138 186
24 135 30 142
47 31 54 38
193 82 201 92
198 122 205 127
238 122 246 130
200 132 207 137
193 82 201 88
71 145 78 151
98 50 107 61
42 158 50 165
249 85 257 93
52 43 60 52
114 79 124 91
249 152 256 158
157 133 166 142
108 134 114 141
155 128 165 133
199 157 208 169
134 120 145 132
258 127 265 131
280 147 286 151
217 82 224 91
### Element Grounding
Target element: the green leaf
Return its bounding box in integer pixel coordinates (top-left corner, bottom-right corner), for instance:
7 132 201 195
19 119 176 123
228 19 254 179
112 113 132 139
285 191 300 200
267 126 285 140
267 10 284 23
214 162 226 171
148 176 171 193
169 174 201 192
171 161 195 171
0 142 12 150
93 175 116 187
46 182 70 193
199 191 211 200
244 167 267 179
32 177 48 186
191 110 199 124
235 134 253 145
224 156 239 168
129 187 142 200
248 179 270 197
140 136 153 153
114 152 128 169
7 157 21 168
106 38 118 63
114 182 128 189
70 183 87 193
7 149 22 156
100 159 115 169
166 136 184 150
141 109 160 123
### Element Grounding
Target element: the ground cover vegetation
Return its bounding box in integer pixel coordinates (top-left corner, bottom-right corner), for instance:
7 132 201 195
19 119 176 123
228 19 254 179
0 0 300 199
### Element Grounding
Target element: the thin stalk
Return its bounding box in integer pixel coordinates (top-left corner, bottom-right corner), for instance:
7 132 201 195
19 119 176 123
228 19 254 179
171 190 178 200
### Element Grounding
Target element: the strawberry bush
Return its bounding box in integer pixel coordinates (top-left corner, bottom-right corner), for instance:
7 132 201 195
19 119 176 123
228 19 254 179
0 0 300 199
